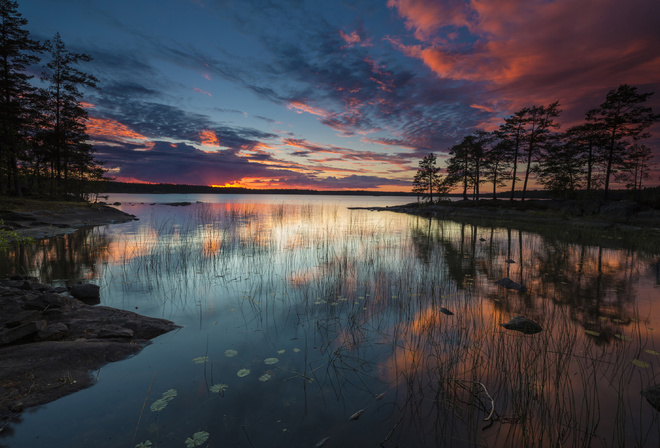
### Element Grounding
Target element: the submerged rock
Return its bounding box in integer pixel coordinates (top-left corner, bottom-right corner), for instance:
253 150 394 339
642 385 660 412
500 315 543 334
494 277 527 292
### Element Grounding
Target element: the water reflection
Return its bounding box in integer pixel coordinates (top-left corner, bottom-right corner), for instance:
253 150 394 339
2 200 659 448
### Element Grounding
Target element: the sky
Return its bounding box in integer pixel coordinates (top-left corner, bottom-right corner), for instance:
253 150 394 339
21 0 660 191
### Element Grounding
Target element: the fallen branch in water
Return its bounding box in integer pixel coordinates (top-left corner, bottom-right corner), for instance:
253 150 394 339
450 379 495 421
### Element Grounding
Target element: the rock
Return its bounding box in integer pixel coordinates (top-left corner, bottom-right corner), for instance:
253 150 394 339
98 325 134 338
600 201 640 221
504 259 516 264
36 323 69 341
0 320 47 346
642 384 660 412
70 283 100 302
0 278 179 417
439 307 454 315
164 202 192 206
494 277 527 292
500 316 543 334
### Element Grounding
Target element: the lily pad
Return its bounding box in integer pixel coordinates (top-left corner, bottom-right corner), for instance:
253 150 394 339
150 398 168 412
259 373 272 382
185 431 210 447
293 348 301 353
645 350 660 356
161 389 177 400
210 383 228 393
237 368 251 377
632 359 650 368
277 349 285 354
585 330 600 337
224 349 238 357
135 441 152 448
192 356 208 364
264 357 279 365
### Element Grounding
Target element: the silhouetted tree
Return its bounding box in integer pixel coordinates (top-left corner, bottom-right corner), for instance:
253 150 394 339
536 134 583 198
482 137 510 200
41 32 99 197
442 133 493 203
616 143 653 199
586 84 658 200
498 111 526 200
413 153 444 203
563 123 605 193
519 101 561 201
0 0 42 195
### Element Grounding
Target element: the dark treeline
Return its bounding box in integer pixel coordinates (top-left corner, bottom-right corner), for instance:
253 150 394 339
0 0 101 200
95 181 417 197
414 84 659 204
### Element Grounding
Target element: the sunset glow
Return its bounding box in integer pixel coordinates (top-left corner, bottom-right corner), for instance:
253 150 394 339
22 0 659 190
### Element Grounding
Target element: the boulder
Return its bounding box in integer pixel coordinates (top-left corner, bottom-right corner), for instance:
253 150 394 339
500 315 543 334
70 283 100 302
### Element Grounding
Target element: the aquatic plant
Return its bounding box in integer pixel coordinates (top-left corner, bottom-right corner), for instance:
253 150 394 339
264 357 279 365
209 383 228 393
259 373 272 382
191 356 208 364
224 349 238 357
149 399 168 412
184 431 209 447
236 368 250 377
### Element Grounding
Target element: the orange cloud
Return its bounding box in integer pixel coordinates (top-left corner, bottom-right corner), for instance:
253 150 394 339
199 129 220 147
287 100 328 117
387 0 469 40
86 117 152 146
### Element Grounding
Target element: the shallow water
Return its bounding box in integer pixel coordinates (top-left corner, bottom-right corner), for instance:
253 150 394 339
1 194 659 448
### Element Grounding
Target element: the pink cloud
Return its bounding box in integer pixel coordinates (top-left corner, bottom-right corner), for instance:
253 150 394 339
193 87 212 97
389 0 660 120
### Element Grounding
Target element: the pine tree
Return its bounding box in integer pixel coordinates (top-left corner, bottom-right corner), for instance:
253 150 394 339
497 111 526 201
586 84 658 200
519 102 561 201
616 143 653 200
482 138 510 200
0 0 42 196
41 32 99 197
412 153 443 203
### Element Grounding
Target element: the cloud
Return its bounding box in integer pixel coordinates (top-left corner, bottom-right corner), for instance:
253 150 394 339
388 0 660 121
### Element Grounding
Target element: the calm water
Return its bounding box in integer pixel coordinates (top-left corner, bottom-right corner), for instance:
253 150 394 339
2 194 660 448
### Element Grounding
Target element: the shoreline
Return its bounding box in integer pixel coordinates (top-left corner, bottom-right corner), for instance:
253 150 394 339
352 199 660 233
0 200 136 240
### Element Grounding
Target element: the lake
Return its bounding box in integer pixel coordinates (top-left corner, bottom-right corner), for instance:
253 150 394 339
2 194 659 448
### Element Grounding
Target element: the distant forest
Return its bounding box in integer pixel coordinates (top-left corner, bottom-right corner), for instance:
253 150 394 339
94 181 418 197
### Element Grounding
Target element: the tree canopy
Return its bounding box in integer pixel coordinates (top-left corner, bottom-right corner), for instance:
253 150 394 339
0 1 102 199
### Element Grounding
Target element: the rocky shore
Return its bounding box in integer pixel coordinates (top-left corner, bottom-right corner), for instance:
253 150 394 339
0 202 136 239
354 199 660 232
0 277 178 419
